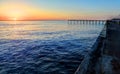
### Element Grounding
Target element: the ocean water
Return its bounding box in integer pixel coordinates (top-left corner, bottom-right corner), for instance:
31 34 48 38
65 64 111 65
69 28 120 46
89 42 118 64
0 21 104 74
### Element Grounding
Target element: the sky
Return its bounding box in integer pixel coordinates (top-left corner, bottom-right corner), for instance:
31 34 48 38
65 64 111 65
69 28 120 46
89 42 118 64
0 0 120 20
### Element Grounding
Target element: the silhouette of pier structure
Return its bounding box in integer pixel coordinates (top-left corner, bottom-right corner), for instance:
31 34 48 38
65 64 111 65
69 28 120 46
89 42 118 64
68 20 106 24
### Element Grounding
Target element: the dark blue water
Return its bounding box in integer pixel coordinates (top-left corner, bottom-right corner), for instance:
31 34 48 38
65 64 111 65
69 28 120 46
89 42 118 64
0 21 104 74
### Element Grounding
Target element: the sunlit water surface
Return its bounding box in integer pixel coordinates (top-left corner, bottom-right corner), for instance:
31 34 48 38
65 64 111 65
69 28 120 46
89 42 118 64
0 21 104 74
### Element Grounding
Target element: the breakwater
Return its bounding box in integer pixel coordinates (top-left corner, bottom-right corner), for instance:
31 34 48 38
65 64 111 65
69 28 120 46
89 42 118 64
74 26 106 74
75 19 120 74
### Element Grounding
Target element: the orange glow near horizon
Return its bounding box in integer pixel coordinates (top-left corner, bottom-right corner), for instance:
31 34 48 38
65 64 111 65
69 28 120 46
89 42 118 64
0 3 67 21
0 4 41 20
0 2 104 21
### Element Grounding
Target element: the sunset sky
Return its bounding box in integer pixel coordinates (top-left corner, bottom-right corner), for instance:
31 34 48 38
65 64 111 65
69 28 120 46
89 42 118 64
0 0 120 20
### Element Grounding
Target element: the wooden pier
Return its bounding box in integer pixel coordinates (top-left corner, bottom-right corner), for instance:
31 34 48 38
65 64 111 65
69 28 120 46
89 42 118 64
68 20 106 24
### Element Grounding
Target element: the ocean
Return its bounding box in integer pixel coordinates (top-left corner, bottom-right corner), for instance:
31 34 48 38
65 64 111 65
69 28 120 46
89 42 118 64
0 21 104 74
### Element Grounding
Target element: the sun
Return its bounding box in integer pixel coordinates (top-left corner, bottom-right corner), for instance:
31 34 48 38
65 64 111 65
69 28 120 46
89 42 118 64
12 17 17 21
7 10 24 21
0 3 45 21
1 5 25 21
9 10 24 21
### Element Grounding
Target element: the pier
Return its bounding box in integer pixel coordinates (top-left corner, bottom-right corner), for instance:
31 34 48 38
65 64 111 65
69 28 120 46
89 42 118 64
68 20 106 24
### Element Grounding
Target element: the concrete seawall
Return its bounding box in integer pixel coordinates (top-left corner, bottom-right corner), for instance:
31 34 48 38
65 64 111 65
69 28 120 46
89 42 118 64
75 19 120 74
101 20 120 74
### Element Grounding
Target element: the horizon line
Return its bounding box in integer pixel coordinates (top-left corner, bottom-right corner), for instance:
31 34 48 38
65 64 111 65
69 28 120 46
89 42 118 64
0 19 66 21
